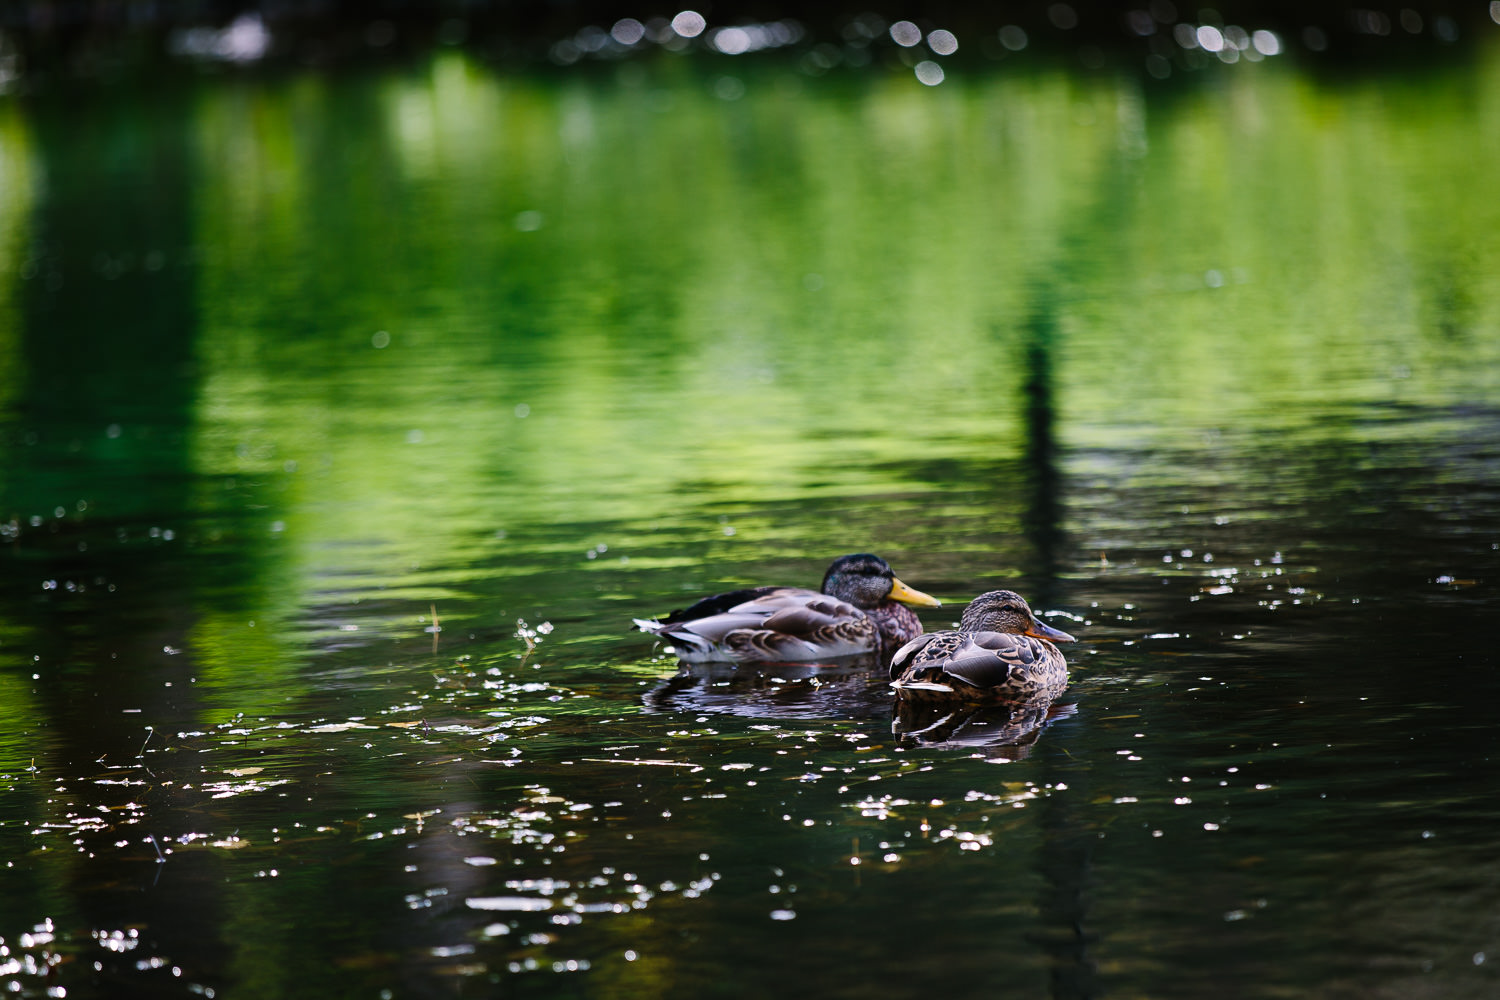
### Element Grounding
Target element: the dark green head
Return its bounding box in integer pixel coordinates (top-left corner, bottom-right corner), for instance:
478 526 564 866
958 589 1075 642
821 554 941 611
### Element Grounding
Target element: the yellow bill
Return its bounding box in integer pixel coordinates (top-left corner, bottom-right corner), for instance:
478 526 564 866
888 577 941 607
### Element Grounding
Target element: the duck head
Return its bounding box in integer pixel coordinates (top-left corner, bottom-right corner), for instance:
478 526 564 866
821 554 941 611
958 589 1075 643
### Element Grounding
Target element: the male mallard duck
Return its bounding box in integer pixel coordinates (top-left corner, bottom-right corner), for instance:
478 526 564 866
889 589 1075 702
634 553 940 664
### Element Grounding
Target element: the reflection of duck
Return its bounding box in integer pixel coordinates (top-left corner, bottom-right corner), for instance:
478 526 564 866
890 589 1075 702
643 658 894 721
892 698 1077 757
634 554 940 663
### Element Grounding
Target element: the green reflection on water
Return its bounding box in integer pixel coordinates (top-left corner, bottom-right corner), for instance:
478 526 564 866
0 56 1492 562
0 42 1498 1000
165 49 1499 633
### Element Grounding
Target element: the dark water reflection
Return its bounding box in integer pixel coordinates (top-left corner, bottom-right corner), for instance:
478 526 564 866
644 658 891 720
893 699 1076 757
1 45 1499 1000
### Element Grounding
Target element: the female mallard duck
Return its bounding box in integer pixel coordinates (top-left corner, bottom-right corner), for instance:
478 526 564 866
889 589 1075 702
634 553 940 664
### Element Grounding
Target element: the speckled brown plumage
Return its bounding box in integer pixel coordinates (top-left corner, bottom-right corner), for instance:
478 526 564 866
868 600 924 650
889 589 1076 702
635 554 940 664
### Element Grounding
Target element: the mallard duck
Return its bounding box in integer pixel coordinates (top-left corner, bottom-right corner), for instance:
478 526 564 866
634 553 940 664
889 589 1075 702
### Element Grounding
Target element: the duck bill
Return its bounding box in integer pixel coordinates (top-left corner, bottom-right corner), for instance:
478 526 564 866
1025 618 1075 643
887 577 941 607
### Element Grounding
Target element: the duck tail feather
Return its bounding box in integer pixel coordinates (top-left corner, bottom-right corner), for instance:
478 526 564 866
892 679 955 694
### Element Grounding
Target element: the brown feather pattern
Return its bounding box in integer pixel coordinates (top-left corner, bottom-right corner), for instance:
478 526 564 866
889 589 1074 703
635 554 937 664
646 587 878 662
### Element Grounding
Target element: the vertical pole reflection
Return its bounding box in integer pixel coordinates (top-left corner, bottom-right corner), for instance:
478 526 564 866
1026 791 1100 999
1020 290 1062 606
1017 285 1093 996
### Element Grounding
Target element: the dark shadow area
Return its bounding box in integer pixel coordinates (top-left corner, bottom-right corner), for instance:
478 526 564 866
2 84 206 749
1021 295 1063 605
5 0 1493 87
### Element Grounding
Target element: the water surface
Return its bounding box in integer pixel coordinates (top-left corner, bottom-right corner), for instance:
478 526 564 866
1 45 1499 999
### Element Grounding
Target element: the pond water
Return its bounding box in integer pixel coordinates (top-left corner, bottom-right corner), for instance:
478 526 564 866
2 41 1499 999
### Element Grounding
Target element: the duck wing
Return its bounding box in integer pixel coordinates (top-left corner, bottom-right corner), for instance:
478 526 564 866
888 632 949 680
938 631 1044 688
653 586 787 625
638 588 876 663
892 630 1065 700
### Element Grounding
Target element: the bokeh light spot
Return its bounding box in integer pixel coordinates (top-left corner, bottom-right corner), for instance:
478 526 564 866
714 27 750 54
889 21 921 47
927 29 958 55
1048 4 1079 30
611 19 646 45
1251 29 1281 55
999 25 1029 50
914 61 945 85
672 11 706 38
